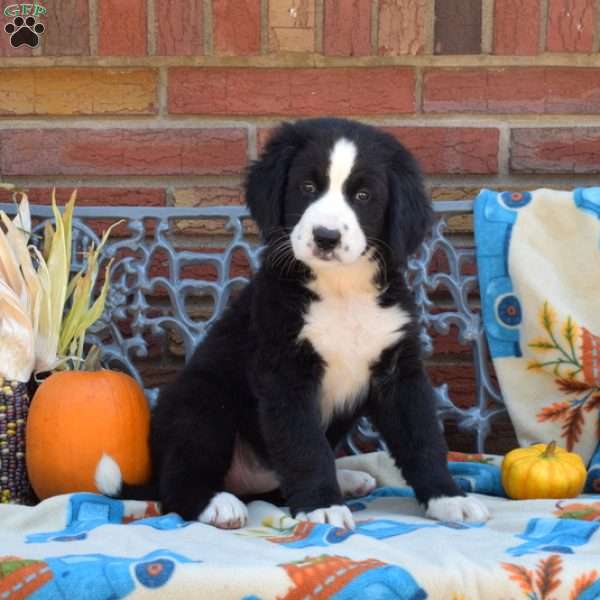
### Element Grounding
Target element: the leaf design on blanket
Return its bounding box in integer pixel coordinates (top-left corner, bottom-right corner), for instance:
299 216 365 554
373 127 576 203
502 562 534 595
529 302 600 450
562 404 585 452
503 555 563 600
586 393 600 412
557 379 593 393
570 570 599 600
554 501 600 521
538 401 571 422
535 555 562 599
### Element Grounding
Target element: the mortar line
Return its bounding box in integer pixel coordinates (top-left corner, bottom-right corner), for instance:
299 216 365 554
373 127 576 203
497 123 511 177
481 0 494 54
203 0 213 55
539 0 549 53
261 0 269 54
424 0 435 55
247 123 258 161
147 0 156 55
158 66 168 116
89 0 98 55
594 0 600 53
370 0 379 55
415 67 424 114
314 0 324 54
4 53 600 67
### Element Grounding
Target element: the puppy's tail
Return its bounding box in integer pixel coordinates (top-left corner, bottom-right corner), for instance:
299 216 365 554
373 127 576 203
95 453 158 501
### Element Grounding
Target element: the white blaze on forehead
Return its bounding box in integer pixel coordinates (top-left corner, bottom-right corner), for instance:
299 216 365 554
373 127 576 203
328 138 357 193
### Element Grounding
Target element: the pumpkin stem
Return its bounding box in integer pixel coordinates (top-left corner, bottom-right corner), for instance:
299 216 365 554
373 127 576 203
542 440 557 458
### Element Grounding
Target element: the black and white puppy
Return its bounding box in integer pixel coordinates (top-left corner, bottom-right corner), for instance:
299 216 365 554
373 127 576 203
96 118 489 529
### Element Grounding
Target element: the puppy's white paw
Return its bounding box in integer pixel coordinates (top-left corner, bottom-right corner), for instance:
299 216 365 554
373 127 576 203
426 495 490 523
296 504 355 529
337 469 377 498
199 492 248 529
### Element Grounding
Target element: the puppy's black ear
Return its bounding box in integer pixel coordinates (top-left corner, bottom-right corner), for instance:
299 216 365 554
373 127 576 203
245 123 302 240
387 149 433 265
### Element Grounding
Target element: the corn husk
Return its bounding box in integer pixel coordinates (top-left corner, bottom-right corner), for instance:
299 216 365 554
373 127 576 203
0 187 119 376
0 280 34 382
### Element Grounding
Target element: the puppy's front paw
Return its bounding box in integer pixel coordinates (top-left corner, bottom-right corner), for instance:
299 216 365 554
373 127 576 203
297 504 355 529
199 492 248 529
426 495 490 523
337 469 377 498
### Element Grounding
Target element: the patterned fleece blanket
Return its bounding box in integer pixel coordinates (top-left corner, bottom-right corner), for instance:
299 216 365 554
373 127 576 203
2 452 600 600
474 188 600 481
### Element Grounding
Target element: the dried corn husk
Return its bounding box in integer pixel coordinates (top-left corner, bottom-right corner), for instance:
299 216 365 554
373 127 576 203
0 281 34 382
1 188 118 375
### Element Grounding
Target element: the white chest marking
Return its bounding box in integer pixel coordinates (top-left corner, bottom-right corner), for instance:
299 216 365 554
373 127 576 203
299 256 410 424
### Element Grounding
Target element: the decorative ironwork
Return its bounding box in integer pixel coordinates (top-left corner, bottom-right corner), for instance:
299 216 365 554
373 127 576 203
0 201 505 452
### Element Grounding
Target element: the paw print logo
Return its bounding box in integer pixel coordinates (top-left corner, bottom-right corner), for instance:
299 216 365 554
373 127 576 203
5 16 45 48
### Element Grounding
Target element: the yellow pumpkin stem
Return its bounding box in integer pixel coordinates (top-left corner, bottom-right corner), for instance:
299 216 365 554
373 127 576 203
542 440 557 458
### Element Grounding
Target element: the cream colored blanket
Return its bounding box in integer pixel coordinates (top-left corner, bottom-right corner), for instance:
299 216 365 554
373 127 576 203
2 451 600 600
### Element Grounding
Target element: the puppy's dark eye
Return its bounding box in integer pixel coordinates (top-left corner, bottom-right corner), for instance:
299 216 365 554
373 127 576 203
354 190 370 203
301 181 317 194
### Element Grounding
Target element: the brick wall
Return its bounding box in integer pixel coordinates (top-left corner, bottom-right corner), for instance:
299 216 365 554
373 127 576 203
1 0 599 450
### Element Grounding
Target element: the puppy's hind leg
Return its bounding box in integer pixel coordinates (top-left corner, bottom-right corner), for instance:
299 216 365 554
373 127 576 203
156 378 247 528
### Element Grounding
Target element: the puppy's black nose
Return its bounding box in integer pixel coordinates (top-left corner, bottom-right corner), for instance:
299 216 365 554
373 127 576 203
313 227 341 251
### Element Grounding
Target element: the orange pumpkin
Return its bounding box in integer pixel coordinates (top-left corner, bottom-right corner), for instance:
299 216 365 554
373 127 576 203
26 370 151 499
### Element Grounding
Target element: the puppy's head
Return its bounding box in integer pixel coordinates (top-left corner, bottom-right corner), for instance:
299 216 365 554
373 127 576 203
245 118 432 269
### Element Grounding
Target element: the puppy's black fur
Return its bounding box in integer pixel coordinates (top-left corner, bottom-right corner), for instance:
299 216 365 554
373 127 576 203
118 118 464 519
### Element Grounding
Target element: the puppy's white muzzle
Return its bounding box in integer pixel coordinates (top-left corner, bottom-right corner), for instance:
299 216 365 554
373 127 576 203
291 192 367 267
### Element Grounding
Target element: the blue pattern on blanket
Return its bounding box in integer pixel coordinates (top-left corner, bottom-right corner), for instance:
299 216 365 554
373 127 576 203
329 565 427 600
449 461 506 497
28 550 197 600
475 187 600 488
474 189 524 359
574 187 600 221
27 494 189 544
507 518 600 556
268 518 481 549
586 443 600 493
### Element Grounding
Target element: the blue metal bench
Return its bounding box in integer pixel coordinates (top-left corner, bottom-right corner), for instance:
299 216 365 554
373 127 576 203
0 201 507 455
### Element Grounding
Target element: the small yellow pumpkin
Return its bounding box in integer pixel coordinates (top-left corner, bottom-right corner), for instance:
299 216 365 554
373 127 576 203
502 441 587 500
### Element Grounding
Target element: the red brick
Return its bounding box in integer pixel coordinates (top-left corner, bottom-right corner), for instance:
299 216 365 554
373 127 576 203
98 0 146 56
258 126 496 174
423 68 600 114
169 67 415 116
174 186 243 208
173 186 252 236
213 0 260 56
0 68 157 116
323 0 371 56
434 0 481 54
269 0 315 52
427 364 477 409
40 0 89 55
156 0 203 56
547 0 595 52
494 0 540 55
431 329 473 357
0 129 248 176
385 127 499 174
3 188 167 207
511 127 600 173
0 187 166 241
379 0 426 56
